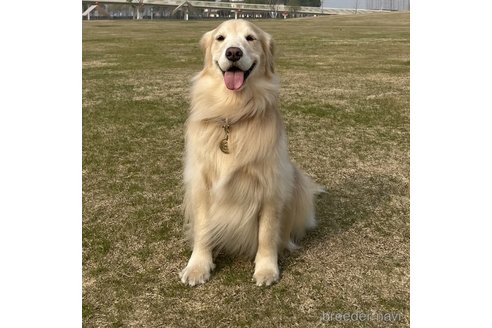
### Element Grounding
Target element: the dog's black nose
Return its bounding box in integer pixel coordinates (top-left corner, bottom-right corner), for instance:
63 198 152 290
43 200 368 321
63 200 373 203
225 47 243 62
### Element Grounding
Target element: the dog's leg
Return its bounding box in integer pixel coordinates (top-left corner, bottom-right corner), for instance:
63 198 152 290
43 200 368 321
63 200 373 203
253 202 280 286
180 184 215 286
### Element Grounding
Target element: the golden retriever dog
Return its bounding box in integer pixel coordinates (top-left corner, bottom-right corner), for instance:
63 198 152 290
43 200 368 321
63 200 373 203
180 19 320 286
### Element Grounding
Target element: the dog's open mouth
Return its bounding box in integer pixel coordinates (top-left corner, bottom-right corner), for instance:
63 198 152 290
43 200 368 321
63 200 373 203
218 62 256 91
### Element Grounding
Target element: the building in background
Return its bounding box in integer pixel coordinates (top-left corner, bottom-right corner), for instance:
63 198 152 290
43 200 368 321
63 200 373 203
321 0 409 11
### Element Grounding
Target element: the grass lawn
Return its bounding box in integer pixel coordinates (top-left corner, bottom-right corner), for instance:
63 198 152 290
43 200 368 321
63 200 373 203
83 13 409 327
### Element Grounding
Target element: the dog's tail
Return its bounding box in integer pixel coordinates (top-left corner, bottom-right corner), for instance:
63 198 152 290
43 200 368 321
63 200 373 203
285 167 324 251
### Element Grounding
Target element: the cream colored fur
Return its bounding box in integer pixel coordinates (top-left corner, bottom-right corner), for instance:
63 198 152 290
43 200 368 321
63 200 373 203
179 19 320 286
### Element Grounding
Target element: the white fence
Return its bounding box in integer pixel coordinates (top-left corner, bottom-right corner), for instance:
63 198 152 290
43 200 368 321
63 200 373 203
83 0 391 18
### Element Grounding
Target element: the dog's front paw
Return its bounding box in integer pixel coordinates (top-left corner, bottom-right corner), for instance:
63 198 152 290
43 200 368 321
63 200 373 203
253 262 279 287
179 258 215 287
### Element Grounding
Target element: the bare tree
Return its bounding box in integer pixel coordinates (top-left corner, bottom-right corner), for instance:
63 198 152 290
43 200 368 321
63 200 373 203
267 0 281 18
126 0 144 19
287 0 300 17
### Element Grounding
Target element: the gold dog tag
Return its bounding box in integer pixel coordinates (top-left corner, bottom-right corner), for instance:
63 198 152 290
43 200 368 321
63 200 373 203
219 138 229 154
220 120 231 154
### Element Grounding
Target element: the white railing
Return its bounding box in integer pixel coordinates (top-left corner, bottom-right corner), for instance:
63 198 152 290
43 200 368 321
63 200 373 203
82 0 390 15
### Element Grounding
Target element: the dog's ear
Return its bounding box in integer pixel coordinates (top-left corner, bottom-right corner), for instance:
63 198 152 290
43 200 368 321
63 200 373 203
199 30 213 52
199 30 213 66
262 32 276 75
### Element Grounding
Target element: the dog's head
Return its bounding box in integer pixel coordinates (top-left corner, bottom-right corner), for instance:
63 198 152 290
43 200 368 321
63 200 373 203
199 20 275 91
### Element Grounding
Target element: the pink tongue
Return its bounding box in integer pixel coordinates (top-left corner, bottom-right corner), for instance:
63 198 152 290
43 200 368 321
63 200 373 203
224 70 244 90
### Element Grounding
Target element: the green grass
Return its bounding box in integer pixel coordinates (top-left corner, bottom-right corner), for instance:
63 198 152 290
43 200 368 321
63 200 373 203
83 13 409 327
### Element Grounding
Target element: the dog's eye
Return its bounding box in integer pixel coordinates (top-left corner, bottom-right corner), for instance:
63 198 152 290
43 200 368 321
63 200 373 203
245 35 256 42
216 35 225 42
